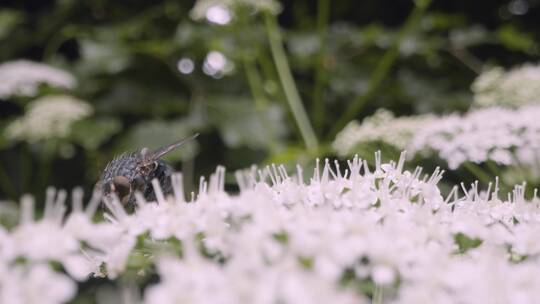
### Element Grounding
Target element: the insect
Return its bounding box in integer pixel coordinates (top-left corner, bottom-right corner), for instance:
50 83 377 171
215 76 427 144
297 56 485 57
96 134 199 209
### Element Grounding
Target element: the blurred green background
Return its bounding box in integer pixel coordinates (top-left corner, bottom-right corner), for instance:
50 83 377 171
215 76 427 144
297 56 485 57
1 0 539 201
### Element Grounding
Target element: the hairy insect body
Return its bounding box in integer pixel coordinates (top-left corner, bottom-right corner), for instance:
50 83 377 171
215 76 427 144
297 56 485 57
97 134 197 208
99 154 171 204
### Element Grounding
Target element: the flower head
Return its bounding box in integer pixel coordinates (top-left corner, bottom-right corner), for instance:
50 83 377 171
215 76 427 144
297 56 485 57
0 60 76 99
472 64 540 107
333 109 435 156
4 155 540 302
6 95 92 142
409 105 540 169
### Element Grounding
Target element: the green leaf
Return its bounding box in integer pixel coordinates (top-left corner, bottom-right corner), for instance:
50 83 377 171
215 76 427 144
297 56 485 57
76 38 131 75
454 232 483 254
272 231 289 244
497 25 536 54
0 121 12 149
0 10 23 40
208 97 287 150
298 256 314 269
70 118 122 150
422 13 466 31
266 145 308 165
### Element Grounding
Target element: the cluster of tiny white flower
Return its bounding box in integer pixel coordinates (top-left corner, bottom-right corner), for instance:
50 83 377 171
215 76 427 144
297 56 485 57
2 154 540 303
0 189 100 304
6 95 93 142
0 60 76 99
334 105 540 173
472 64 540 107
409 105 540 169
333 109 435 157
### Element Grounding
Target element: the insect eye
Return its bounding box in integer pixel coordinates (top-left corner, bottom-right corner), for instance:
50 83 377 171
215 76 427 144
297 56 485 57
132 176 146 190
112 176 131 204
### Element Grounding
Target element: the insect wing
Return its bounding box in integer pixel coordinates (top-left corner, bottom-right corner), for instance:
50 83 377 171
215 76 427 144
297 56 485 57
148 133 199 162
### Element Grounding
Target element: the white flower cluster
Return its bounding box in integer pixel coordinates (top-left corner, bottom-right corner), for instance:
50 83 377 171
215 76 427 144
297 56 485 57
191 0 281 25
6 95 93 142
0 60 76 99
409 105 540 169
0 190 100 304
334 106 540 172
472 64 540 107
333 109 435 157
2 155 540 303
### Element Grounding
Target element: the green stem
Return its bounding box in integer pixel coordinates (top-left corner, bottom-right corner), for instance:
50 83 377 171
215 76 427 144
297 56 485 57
328 0 432 139
312 0 330 134
244 59 268 109
447 47 482 75
38 141 57 198
0 161 17 199
264 12 319 154
463 162 492 185
373 285 383 304
258 53 281 94
257 52 301 143
20 144 32 194
485 160 501 177
257 53 291 110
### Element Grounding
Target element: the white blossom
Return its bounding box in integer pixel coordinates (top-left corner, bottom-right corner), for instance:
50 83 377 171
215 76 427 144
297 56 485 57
333 109 435 156
0 264 77 304
472 64 540 107
0 60 76 99
6 95 93 142
0 189 102 304
99 155 540 303
409 105 540 169
4 155 540 302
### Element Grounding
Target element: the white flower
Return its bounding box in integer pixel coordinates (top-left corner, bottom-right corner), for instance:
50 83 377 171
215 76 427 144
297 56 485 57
10 221 79 263
6 95 93 142
134 156 540 303
145 255 363 304
0 264 77 304
372 264 395 285
409 105 540 169
4 191 98 281
144 256 236 304
0 187 107 303
333 109 435 156
394 246 540 304
472 64 540 107
6 154 540 302
0 60 76 99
